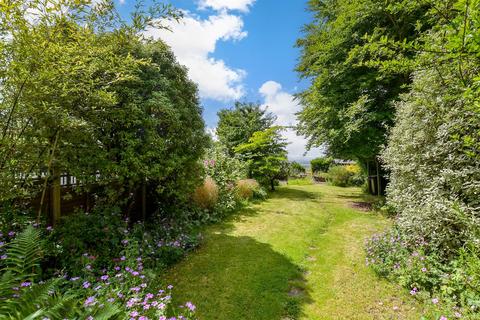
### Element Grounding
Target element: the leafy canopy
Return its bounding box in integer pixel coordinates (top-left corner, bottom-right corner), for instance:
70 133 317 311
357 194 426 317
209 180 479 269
216 102 276 156
235 127 288 190
296 0 432 161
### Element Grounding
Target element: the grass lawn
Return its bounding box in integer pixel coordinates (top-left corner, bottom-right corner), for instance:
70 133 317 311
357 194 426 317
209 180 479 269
163 184 424 319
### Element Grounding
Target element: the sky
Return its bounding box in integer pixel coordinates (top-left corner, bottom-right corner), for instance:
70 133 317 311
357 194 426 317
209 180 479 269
118 0 324 162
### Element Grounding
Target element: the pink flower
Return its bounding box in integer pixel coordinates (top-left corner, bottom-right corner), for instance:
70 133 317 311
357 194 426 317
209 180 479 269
432 298 439 304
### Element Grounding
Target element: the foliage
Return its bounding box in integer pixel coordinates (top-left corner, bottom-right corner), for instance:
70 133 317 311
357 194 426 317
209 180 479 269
235 127 288 191
235 179 264 200
0 0 207 217
289 162 306 177
366 229 480 318
310 157 333 173
216 102 276 156
201 144 248 219
193 177 219 211
0 225 198 319
45 209 200 278
0 226 123 319
326 165 364 187
296 0 431 162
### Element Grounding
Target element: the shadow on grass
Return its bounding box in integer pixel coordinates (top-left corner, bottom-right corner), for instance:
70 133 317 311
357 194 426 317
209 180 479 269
167 233 312 320
271 186 321 202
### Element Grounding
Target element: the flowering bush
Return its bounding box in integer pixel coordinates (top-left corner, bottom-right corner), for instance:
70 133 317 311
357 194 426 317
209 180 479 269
198 145 248 219
326 165 364 187
0 226 198 319
366 228 480 319
44 208 200 278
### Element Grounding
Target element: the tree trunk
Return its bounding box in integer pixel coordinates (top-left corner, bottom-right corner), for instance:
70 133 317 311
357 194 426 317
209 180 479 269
270 179 275 191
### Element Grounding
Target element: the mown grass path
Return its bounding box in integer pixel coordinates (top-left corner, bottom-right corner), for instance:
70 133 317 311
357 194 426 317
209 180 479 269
164 184 423 319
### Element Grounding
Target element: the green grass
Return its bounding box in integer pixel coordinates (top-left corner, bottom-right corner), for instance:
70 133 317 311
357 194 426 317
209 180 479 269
286 177 314 185
163 184 423 319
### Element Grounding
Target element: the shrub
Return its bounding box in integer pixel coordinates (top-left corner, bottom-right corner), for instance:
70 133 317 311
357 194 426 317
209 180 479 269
44 208 200 278
366 229 480 318
382 67 480 256
0 226 198 319
326 164 364 187
235 179 261 200
310 157 333 173
193 177 219 210
202 145 248 216
289 162 306 177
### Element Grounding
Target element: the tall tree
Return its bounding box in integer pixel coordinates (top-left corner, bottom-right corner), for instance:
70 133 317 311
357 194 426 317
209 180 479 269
296 0 431 163
235 127 288 191
216 102 276 155
0 1 207 217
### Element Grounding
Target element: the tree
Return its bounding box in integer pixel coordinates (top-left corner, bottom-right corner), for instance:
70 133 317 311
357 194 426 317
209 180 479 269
290 162 306 177
310 157 333 173
216 102 276 155
296 0 432 163
381 0 480 255
0 1 207 221
234 127 288 191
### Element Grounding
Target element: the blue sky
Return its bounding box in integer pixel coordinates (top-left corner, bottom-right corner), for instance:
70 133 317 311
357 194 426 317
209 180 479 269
119 0 323 161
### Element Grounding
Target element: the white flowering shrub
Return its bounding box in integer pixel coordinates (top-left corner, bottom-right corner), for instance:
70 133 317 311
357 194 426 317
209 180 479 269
382 68 480 255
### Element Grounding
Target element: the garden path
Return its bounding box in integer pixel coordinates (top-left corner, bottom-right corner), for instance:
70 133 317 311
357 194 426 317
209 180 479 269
163 184 422 319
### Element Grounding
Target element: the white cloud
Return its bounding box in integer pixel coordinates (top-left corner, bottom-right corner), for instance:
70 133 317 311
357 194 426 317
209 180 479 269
143 12 247 101
197 0 255 12
259 81 324 162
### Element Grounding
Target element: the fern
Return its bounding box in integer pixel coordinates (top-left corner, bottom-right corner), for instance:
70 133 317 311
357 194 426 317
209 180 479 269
2 226 43 279
0 227 123 319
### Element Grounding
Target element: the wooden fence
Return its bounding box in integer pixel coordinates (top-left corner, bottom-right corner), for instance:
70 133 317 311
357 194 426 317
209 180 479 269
27 169 153 225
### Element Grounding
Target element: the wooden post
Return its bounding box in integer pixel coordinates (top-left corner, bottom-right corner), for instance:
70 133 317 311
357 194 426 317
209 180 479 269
376 159 381 196
367 161 372 194
50 166 61 225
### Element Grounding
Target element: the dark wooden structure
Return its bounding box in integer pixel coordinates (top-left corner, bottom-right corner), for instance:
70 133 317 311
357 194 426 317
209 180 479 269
27 172 153 225
366 160 387 196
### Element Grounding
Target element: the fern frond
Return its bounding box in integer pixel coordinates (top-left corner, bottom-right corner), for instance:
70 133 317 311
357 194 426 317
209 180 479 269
2 226 43 279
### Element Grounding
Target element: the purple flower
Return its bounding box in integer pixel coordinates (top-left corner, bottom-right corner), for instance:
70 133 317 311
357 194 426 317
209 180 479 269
432 298 439 304
421 267 427 272
8 231 15 237
114 266 121 271
100 275 109 281
120 256 126 261
1 254 7 260
83 281 91 289
46 226 53 232
439 317 447 320
410 287 417 295
185 301 196 311
130 311 139 317
167 285 173 290
122 239 129 245
70 277 80 281
20 282 31 287
85 264 92 271
84 296 96 306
